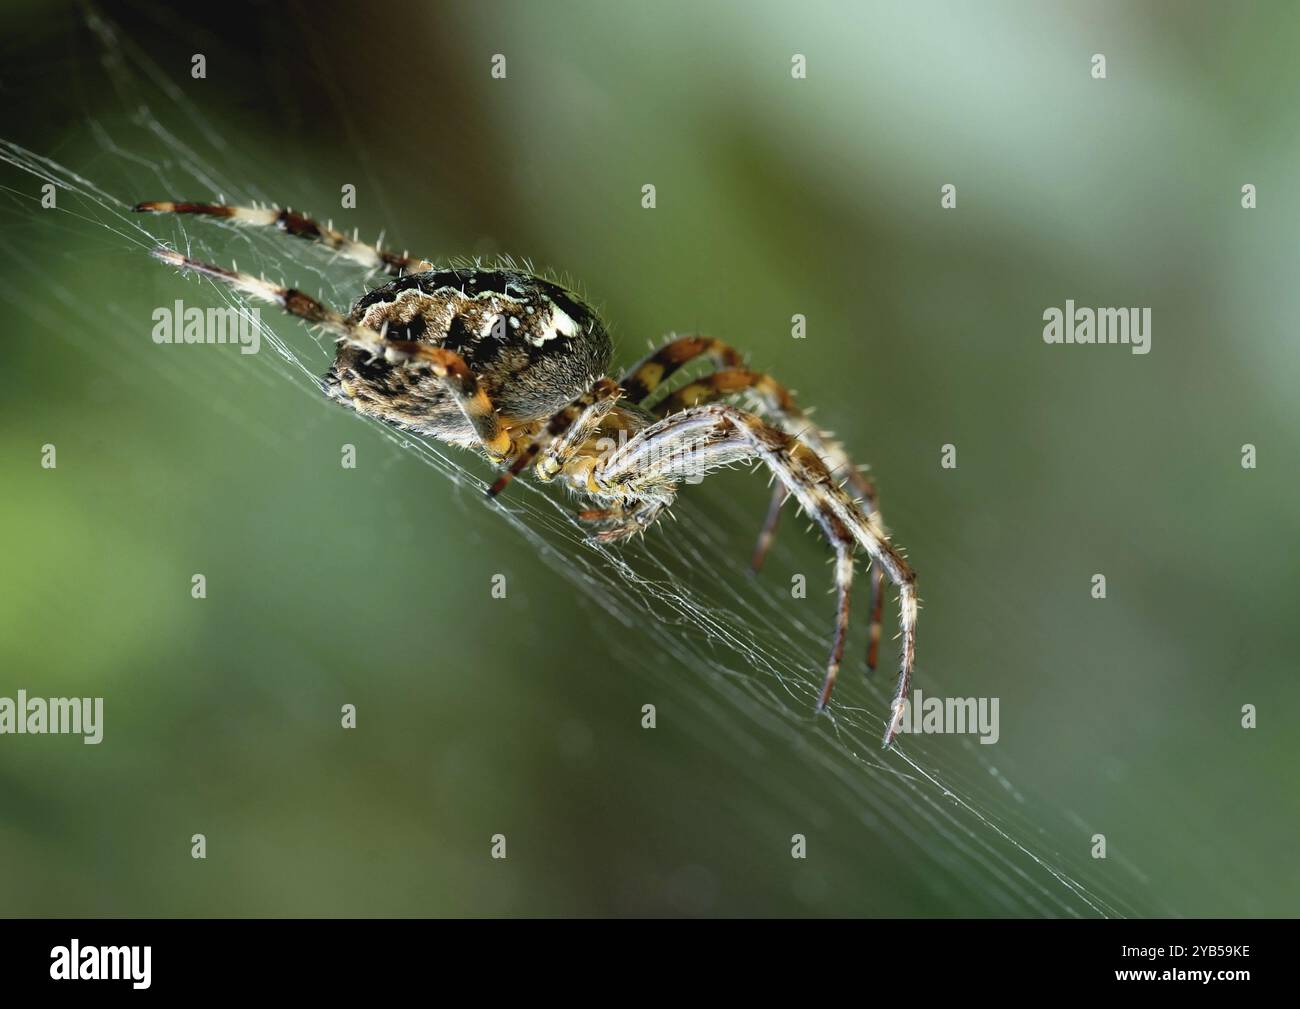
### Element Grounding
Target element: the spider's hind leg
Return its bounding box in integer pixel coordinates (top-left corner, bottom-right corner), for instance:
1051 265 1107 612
133 200 433 277
147 248 510 458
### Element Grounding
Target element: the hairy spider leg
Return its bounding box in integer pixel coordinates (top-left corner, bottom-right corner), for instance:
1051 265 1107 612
637 343 889 672
620 335 743 402
534 382 624 482
590 403 917 748
133 201 434 277
486 378 623 497
751 485 789 572
147 248 509 458
574 499 670 540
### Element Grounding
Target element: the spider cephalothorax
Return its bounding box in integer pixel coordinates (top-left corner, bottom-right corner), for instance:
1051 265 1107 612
134 199 919 747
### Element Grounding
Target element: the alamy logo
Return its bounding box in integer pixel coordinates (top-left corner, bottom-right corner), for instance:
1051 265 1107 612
50 941 151 989
894 689 1000 744
1043 300 1151 355
0 690 103 744
152 298 261 354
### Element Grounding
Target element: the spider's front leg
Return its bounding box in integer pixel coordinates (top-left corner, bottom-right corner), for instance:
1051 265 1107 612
592 403 918 748
628 336 889 672
147 249 510 458
623 336 879 516
484 375 677 541
485 378 625 498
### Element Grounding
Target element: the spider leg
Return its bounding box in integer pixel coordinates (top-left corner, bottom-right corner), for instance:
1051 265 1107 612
133 200 434 277
620 335 743 403
647 360 888 671
591 403 917 747
825 546 856 709
632 338 880 504
148 248 509 458
750 486 789 572
486 378 622 497
576 500 669 541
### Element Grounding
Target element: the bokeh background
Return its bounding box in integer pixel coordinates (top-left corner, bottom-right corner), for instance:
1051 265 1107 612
1 0 1297 916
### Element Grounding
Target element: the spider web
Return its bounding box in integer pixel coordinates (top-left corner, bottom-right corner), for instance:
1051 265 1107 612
0 6 1167 917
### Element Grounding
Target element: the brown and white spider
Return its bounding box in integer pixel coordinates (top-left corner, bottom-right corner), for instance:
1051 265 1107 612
133 199 919 746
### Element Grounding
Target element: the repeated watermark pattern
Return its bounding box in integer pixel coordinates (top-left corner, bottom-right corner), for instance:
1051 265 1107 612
892 689 1000 745
151 299 261 354
0 690 103 744
1043 300 1151 355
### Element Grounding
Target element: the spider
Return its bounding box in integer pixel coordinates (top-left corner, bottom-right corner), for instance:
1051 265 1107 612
133 199 919 747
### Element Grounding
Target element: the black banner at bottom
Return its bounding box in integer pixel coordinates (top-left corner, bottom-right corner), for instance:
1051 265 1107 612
0 918 1273 994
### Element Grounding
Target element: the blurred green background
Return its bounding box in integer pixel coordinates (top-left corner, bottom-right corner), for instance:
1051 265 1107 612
1 0 1298 916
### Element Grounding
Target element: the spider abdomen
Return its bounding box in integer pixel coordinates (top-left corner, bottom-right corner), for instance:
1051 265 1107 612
325 268 613 441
